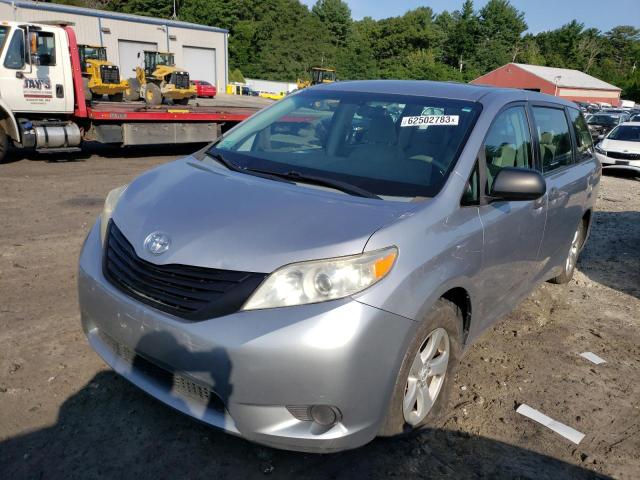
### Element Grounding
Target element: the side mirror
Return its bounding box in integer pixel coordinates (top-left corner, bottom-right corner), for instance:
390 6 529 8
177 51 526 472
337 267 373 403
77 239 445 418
490 167 546 201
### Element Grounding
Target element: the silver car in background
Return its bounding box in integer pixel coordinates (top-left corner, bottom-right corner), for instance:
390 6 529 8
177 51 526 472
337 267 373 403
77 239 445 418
78 81 600 452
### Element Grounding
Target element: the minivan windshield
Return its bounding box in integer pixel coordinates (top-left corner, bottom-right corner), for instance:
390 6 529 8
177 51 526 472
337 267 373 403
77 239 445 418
607 125 640 142
211 90 481 198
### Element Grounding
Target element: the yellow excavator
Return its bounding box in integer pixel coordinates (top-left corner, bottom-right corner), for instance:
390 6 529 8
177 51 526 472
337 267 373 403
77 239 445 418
78 44 129 102
125 51 197 105
296 67 336 90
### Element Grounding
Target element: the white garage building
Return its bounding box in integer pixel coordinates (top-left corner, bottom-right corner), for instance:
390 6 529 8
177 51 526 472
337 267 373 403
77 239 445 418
0 0 228 88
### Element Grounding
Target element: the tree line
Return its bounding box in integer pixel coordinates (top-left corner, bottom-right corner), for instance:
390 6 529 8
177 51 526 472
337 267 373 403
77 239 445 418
58 0 640 100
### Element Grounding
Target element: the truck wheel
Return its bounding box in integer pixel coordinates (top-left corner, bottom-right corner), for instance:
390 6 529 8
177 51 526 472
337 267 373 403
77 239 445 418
124 79 140 102
379 298 462 437
144 83 162 106
174 98 189 106
108 93 124 102
92 92 103 101
0 127 9 164
82 77 92 102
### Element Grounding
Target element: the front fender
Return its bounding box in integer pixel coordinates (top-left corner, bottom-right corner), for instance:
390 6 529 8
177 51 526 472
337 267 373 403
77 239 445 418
0 98 19 141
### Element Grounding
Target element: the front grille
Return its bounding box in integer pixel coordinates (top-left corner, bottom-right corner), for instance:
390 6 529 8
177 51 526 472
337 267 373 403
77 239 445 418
99 331 225 409
103 221 266 320
170 71 190 89
606 150 640 160
100 65 121 84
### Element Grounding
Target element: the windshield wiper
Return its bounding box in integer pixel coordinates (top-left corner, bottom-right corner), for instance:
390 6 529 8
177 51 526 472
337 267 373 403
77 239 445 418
267 170 381 200
206 151 294 184
206 151 379 199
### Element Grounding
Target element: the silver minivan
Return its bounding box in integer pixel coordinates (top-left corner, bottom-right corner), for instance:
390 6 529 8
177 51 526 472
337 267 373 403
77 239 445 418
78 81 600 452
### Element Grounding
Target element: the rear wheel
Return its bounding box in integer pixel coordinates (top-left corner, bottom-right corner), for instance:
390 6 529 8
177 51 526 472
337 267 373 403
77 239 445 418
91 92 103 101
173 98 189 106
124 78 140 102
380 298 462 436
108 92 124 102
549 220 586 284
144 83 162 106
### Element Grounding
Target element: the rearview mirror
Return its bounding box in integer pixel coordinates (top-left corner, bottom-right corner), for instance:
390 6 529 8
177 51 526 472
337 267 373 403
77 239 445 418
490 167 546 201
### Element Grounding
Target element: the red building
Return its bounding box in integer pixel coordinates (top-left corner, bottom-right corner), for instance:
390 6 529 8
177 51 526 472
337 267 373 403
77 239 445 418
471 63 622 106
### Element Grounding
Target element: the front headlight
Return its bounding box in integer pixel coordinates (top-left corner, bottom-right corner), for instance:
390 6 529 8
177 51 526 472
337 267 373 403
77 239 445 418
242 247 398 310
594 143 606 155
99 185 127 244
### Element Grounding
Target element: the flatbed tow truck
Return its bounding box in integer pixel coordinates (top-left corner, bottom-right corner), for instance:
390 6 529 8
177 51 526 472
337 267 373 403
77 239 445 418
0 21 258 162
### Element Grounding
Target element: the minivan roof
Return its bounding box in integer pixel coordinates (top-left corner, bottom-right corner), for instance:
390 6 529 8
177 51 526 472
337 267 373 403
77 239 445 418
311 80 576 108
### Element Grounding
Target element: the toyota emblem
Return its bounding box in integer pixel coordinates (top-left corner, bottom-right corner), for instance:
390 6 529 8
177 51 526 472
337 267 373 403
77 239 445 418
144 231 171 255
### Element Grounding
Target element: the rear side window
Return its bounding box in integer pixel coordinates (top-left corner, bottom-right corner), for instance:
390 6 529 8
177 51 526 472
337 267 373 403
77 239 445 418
34 31 56 66
532 107 573 172
568 108 593 162
484 106 532 192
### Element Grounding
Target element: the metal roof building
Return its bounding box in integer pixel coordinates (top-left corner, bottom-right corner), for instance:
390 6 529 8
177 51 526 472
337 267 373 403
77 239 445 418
471 63 622 106
0 0 228 88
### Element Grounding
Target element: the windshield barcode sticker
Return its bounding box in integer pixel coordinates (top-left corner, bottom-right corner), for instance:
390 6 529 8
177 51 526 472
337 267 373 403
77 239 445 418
401 115 459 127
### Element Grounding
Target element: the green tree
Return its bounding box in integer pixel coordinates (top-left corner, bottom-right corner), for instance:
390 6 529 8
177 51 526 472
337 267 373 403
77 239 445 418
311 0 352 47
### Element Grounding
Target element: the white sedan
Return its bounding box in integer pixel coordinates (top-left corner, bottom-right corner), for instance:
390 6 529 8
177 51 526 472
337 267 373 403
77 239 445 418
595 122 640 174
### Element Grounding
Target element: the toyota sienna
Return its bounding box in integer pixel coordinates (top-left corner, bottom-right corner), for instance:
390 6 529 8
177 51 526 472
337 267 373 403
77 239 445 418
78 81 600 452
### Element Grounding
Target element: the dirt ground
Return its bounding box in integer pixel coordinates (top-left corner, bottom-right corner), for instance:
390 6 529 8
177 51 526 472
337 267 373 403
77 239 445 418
0 147 638 479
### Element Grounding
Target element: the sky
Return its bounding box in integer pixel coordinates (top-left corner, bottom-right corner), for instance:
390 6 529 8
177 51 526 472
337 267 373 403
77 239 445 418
300 0 640 33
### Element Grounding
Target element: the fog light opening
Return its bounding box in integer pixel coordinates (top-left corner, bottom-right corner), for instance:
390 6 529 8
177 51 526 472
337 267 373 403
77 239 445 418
310 405 341 426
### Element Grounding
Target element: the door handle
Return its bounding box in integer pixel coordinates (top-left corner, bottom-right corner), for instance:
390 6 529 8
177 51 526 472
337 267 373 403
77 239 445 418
56 84 64 98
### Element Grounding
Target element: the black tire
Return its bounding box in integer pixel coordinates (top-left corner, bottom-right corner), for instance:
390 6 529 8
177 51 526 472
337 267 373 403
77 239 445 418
144 83 162 106
82 77 92 102
549 220 586 284
124 78 140 102
91 92 103 101
379 298 462 437
0 126 9 164
108 92 124 102
173 97 189 106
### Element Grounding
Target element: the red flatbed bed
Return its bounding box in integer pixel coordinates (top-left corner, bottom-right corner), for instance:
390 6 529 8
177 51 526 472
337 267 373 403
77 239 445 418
87 101 258 123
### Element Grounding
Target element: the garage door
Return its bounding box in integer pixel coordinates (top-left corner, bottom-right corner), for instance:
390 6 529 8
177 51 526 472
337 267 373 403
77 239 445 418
183 46 217 86
118 40 157 80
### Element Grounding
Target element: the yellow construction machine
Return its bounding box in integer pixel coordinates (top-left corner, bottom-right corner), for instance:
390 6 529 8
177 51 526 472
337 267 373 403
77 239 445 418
78 44 129 102
125 51 197 105
296 67 336 90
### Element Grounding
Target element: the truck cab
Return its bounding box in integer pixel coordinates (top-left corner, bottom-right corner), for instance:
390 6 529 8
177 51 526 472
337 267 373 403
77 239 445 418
0 21 74 115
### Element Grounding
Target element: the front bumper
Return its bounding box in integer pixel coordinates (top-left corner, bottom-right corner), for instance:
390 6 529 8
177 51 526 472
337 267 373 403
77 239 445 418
78 221 415 452
595 152 640 173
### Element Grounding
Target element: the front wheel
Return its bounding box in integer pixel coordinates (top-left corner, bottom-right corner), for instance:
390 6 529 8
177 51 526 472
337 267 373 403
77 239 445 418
0 126 9 164
549 220 586 284
144 83 162 106
173 97 189 106
108 92 124 102
380 298 462 436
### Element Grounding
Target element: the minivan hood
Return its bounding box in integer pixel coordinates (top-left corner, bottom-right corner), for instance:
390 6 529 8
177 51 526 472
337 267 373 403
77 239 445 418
111 158 418 273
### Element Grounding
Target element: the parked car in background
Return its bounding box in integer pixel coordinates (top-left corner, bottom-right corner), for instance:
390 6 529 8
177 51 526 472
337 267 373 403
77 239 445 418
587 112 630 140
79 81 600 453
192 80 217 98
595 122 640 174
242 86 260 96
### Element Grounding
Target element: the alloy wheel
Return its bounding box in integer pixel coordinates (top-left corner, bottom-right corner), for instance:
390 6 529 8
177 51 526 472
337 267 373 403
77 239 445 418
403 327 450 426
